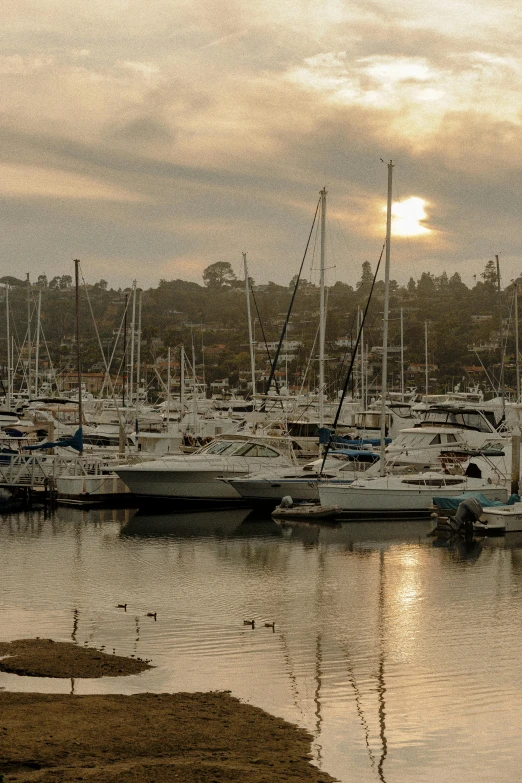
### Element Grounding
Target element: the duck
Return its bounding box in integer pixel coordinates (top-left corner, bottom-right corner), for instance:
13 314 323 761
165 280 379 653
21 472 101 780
146 612 157 620
264 622 276 631
243 619 255 628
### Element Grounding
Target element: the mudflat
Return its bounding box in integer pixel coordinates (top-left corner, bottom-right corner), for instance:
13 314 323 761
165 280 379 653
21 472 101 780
0 639 151 678
0 639 335 783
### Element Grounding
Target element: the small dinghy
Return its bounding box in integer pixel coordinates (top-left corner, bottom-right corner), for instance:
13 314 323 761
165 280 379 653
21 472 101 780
480 501 522 533
272 496 341 520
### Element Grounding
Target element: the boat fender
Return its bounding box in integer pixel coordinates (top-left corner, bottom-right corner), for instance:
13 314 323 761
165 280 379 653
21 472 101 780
280 496 294 508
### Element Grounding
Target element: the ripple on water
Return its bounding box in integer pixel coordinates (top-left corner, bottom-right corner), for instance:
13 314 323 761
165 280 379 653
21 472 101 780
2 508 522 783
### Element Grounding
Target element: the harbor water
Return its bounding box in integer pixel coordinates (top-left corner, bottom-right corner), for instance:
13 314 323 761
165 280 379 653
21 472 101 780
1 506 521 782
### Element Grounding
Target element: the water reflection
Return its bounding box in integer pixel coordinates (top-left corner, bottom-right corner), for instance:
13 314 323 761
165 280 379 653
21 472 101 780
121 508 280 539
1 508 522 783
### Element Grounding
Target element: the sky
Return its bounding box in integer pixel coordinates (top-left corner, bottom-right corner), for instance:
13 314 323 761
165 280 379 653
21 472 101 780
2 0 522 290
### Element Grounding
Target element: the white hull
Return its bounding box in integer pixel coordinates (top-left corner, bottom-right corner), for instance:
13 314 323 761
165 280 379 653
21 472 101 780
319 480 508 513
115 435 295 501
229 477 321 502
481 502 522 532
116 466 248 500
55 474 132 502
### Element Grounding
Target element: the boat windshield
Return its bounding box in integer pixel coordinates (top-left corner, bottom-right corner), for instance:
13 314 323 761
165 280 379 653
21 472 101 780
200 440 281 458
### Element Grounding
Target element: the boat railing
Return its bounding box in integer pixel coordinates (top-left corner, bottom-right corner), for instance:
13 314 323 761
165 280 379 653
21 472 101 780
0 454 123 486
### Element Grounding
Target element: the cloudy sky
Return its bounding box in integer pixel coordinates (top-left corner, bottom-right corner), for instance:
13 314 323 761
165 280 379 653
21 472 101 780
2 0 522 289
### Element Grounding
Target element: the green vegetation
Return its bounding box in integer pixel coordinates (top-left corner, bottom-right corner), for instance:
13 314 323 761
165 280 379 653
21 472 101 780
1 260 517 399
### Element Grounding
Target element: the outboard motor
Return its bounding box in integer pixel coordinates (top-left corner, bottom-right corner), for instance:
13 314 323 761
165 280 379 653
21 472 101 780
452 497 484 540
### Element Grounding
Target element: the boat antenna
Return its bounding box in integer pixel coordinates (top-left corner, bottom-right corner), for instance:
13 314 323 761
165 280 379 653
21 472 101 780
319 246 384 474
260 196 320 410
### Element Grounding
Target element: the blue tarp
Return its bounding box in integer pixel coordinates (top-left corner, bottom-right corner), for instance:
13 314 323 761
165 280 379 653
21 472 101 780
433 492 520 511
318 427 391 446
23 427 84 453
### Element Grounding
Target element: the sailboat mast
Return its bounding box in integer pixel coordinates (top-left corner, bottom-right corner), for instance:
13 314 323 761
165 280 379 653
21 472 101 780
515 281 520 403
5 285 11 411
34 289 41 397
424 320 429 397
136 288 142 406
26 273 31 397
243 253 256 399
359 308 365 407
319 187 327 429
379 162 393 476
400 307 405 402
129 281 136 405
74 259 83 453
180 345 185 419
166 347 171 425
496 254 506 417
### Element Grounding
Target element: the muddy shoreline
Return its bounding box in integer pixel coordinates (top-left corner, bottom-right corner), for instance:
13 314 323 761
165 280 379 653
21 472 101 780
0 639 335 783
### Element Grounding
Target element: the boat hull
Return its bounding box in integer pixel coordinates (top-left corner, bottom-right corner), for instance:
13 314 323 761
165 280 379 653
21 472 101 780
319 483 508 514
229 477 321 503
481 502 522 532
115 467 248 500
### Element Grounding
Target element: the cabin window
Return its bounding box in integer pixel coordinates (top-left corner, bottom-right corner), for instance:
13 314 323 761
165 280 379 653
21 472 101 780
249 445 280 457
429 435 441 445
447 434 457 443
204 440 234 454
232 443 255 456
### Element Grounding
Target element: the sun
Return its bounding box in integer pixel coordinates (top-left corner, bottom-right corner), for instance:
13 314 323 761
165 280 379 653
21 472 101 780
391 196 431 237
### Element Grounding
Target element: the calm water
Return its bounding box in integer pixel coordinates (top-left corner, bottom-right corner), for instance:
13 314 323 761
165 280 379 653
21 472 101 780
1 506 522 782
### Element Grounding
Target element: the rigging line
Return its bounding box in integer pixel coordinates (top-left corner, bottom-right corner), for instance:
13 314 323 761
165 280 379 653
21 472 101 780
80 268 126 425
262 196 321 408
298 323 320 397
38 321 61 395
320 244 385 474
250 286 283 403
308 212 320 283
99 295 129 398
333 309 360 392
473 350 496 393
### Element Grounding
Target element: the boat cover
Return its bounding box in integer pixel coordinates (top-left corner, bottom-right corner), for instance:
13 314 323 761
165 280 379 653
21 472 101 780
319 428 391 446
434 492 520 511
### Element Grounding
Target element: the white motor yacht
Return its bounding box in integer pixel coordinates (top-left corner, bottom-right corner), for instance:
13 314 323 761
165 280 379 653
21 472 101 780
227 449 378 504
318 470 508 515
115 434 296 501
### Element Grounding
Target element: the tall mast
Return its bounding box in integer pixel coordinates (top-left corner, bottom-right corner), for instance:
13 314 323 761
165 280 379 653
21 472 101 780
166 347 171 426
5 285 11 411
379 162 393 476
424 320 429 397
122 294 128 407
400 307 405 402
496 254 506 417
180 345 185 420
74 259 83 453
192 337 198 430
34 289 41 397
26 273 31 397
129 281 136 405
243 252 256 399
515 281 520 403
319 187 327 429
136 288 142 407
